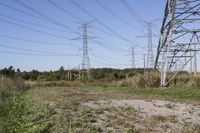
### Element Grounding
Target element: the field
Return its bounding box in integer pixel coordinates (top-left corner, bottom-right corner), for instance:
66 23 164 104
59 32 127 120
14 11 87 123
1 85 200 133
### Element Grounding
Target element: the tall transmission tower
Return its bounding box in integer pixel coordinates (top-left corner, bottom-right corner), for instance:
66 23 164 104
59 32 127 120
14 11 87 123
147 23 154 69
155 0 200 87
137 22 155 69
81 23 91 79
131 47 135 68
72 23 93 79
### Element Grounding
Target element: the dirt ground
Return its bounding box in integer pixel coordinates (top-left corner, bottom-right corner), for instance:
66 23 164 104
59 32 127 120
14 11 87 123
31 87 200 133
83 99 200 133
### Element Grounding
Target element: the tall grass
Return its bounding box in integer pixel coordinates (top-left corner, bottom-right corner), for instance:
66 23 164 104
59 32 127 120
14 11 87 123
116 72 160 88
116 72 200 88
28 72 200 88
0 75 27 102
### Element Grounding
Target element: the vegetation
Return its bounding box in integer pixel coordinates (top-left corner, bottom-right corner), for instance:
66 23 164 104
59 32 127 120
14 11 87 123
0 66 148 81
1 66 200 88
1 86 200 132
1 66 200 132
86 86 200 101
0 91 53 133
0 75 28 102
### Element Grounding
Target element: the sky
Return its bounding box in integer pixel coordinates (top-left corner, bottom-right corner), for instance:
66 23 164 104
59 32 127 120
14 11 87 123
0 0 165 71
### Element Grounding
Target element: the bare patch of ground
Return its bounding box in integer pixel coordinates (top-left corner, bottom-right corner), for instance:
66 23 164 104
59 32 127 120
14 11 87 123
36 87 200 132
83 99 200 133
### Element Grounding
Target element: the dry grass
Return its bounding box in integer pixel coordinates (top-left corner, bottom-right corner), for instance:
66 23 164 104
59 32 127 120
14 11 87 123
28 72 200 89
116 72 200 88
0 75 28 101
116 72 160 88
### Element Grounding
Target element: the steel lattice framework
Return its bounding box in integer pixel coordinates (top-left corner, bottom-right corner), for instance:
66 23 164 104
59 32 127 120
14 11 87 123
81 24 91 79
155 0 200 87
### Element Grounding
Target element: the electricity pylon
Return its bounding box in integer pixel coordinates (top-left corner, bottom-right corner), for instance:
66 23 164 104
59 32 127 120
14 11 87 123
81 23 91 79
155 0 200 87
137 22 155 69
72 22 94 79
146 23 154 69
131 47 135 68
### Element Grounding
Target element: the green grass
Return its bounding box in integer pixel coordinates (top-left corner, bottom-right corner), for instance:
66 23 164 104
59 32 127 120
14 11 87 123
83 86 200 101
0 91 53 133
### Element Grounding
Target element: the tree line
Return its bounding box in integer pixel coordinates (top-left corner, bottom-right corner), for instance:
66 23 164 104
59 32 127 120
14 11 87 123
0 66 149 81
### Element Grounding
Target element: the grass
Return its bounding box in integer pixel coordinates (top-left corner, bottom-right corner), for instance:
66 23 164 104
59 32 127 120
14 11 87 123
0 91 53 133
1 84 200 132
0 86 141 132
82 86 200 102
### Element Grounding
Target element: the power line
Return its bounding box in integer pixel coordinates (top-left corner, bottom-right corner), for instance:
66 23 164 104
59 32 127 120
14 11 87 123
93 40 128 55
0 1 71 32
92 54 125 65
93 26 118 38
45 0 128 45
100 38 129 52
13 0 79 34
0 2 47 22
45 0 83 22
92 59 129 67
95 0 142 31
46 0 120 39
0 34 77 47
91 53 118 60
0 14 68 33
93 41 124 55
45 0 133 53
120 0 146 27
0 18 69 40
0 44 77 56
69 0 136 46
0 49 76 57
120 0 157 69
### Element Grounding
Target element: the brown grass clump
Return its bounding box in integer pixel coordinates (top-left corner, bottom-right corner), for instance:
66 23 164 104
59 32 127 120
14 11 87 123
0 75 28 101
168 73 200 88
116 72 160 88
117 72 200 88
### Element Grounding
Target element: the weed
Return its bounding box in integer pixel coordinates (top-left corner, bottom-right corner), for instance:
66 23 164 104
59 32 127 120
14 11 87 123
126 128 139 133
152 115 167 122
165 103 175 109
0 92 53 133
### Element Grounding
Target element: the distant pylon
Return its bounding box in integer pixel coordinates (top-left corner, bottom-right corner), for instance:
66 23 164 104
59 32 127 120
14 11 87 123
147 23 154 69
81 23 91 79
131 47 135 68
155 0 200 87
137 22 155 69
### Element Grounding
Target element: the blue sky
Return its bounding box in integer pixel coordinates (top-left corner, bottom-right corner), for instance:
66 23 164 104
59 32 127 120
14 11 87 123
0 0 165 71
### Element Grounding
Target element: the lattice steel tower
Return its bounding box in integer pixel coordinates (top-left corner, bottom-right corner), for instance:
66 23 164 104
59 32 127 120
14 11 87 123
147 23 154 68
82 23 91 79
131 47 136 68
155 0 200 87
